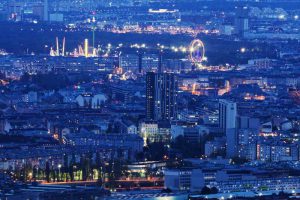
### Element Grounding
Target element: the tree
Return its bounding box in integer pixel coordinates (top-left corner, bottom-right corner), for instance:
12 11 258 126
162 188 172 193
32 166 37 180
81 154 92 181
231 157 249 165
81 156 88 181
31 72 70 90
171 135 201 158
45 161 50 183
69 165 74 182
210 187 218 194
95 152 104 185
63 154 69 168
135 151 144 161
106 123 113 133
145 142 168 161
20 72 31 82
69 154 76 182
201 186 211 195
0 72 5 79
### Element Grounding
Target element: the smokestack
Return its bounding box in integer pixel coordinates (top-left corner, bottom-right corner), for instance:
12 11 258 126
62 37 65 56
56 37 59 56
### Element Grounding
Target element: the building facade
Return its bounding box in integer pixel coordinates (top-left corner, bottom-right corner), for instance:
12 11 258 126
146 72 178 121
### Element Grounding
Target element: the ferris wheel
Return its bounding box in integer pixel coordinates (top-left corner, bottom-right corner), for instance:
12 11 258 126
189 39 205 65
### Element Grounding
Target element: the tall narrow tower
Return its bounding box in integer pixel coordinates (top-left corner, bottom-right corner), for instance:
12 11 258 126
146 72 178 121
84 39 89 58
62 37 66 56
219 99 238 158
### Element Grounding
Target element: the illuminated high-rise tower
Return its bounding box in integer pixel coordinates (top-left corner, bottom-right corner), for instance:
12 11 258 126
219 99 237 130
146 72 178 121
219 99 238 158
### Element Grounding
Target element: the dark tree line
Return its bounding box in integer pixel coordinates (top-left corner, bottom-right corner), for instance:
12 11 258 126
20 72 93 90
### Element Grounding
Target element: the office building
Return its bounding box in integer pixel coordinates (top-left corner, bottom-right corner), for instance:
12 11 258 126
219 99 237 130
146 72 178 121
165 167 300 193
219 99 237 158
234 6 249 37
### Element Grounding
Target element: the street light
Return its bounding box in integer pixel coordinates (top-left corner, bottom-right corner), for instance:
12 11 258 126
240 47 246 53
29 172 33 181
58 164 62 181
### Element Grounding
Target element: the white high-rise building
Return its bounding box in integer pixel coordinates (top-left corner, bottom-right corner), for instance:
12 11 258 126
219 99 237 130
219 99 237 158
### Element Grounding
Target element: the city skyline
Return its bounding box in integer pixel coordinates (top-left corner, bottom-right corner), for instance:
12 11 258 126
0 0 300 199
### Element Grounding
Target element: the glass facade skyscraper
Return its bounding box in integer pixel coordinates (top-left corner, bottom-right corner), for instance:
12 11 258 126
146 72 178 121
